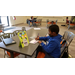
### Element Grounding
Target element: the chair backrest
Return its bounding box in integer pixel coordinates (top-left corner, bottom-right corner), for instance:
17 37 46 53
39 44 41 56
22 27 26 31
0 25 3 30
2 33 13 39
12 27 26 36
13 30 22 36
0 34 4 42
56 20 58 24
0 25 4 33
62 31 75 46
46 19 49 23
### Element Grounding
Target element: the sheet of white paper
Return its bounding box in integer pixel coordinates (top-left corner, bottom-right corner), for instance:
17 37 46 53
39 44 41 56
30 39 38 44
34 28 41 30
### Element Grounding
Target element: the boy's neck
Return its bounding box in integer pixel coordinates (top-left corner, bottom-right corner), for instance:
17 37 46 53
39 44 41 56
53 34 58 37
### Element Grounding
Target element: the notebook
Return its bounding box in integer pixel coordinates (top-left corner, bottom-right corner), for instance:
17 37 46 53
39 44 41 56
3 38 16 46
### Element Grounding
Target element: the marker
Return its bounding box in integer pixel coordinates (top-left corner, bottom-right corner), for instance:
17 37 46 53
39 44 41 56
37 33 39 37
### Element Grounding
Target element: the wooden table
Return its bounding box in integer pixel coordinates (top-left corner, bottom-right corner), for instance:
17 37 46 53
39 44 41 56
0 28 48 58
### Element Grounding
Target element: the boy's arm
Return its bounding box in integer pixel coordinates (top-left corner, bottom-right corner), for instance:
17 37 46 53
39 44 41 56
40 41 57 53
39 36 50 41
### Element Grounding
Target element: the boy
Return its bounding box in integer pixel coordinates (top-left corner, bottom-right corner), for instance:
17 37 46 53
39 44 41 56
28 16 36 27
28 16 33 27
66 17 69 23
66 17 75 23
35 25 62 58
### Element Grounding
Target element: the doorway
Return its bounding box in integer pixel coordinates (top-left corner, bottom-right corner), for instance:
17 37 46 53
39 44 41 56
0 16 9 27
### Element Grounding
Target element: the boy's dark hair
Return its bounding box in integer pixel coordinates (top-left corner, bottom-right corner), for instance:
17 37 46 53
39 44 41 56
49 25 59 34
66 17 68 19
31 16 32 19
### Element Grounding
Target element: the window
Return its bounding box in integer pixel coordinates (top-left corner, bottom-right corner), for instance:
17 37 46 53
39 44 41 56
0 16 9 27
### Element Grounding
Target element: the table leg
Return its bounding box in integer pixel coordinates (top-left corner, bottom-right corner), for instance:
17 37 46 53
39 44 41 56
25 55 27 58
10 52 14 58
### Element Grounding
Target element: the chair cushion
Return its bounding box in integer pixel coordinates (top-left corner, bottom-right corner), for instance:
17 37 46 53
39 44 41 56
37 52 45 58
60 40 67 48
7 51 20 58
66 23 69 24
70 23 75 25
30 22 41 23
47 22 56 24
34 22 41 23
0 30 2 33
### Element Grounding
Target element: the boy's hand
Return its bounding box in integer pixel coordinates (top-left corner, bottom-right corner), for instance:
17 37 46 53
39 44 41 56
38 41 42 44
35 37 39 40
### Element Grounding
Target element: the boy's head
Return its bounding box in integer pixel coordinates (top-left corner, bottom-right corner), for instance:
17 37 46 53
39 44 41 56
31 17 32 19
66 17 68 19
31 16 33 19
49 25 59 37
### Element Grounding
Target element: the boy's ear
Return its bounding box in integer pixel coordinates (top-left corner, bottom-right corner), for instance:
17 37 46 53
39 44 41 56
53 32 55 34
53 32 56 34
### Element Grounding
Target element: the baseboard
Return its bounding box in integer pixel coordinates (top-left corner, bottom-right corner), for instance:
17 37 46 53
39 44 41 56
42 21 66 24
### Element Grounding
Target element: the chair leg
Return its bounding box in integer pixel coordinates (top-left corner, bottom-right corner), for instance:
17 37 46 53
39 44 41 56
46 24 48 28
18 56 19 58
68 25 70 30
40 23 41 25
25 55 27 58
4 50 6 58
4 50 10 58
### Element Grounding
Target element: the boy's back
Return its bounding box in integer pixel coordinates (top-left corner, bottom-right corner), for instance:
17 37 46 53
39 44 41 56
40 34 62 58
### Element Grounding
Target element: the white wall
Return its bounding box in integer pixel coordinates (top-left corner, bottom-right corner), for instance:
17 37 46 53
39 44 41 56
36 16 72 23
9 16 72 26
23 16 72 23
9 16 25 26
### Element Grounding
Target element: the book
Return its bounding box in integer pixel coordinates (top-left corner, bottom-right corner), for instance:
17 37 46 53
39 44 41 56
18 31 29 48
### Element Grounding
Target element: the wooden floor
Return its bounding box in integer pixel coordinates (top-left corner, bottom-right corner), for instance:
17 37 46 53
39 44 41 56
0 22 75 58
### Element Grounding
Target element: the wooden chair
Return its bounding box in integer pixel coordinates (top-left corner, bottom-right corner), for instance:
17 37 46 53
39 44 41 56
0 34 3 42
4 27 26 58
13 30 22 36
3 32 21 58
13 27 26 36
60 31 75 58
0 30 2 33
0 25 4 35
30 19 42 26
0 26 4 35
46 20 58 28
68 21 75 29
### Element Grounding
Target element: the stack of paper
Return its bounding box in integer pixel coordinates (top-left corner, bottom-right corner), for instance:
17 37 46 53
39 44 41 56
34 28 41 30
30 39 38 44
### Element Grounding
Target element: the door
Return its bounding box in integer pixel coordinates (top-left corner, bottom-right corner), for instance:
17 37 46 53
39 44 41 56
0 16 9 27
